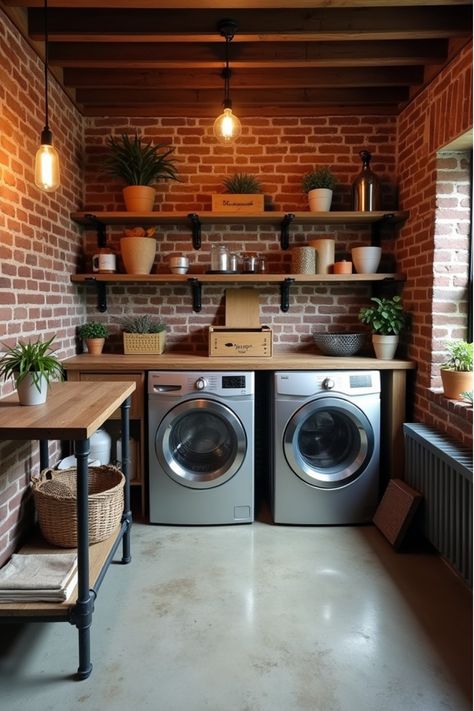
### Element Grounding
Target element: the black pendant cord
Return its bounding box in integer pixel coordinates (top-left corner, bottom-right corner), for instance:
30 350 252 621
43 0 49 132
223 35 231 109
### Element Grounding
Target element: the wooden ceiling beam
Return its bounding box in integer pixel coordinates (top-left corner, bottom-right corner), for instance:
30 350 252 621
28 6 472 42
64 66 424 90
48 39 449 68
6 0 473 7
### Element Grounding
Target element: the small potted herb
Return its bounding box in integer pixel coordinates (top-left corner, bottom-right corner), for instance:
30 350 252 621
104 132 179 212
302 167 338 211
78 321 109 355
213 172 265 213
358 295 408 360
0 336 64 405
440 339 473 400
121 315 166 354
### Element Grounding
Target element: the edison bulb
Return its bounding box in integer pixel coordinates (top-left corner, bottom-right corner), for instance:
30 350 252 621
34 137 60 192
213 107 242 145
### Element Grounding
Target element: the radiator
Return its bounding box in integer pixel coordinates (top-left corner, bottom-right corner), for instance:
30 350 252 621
403 423 473 586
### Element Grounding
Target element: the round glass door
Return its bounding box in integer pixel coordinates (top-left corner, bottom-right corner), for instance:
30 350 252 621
155 398 247 489
283 397 374 488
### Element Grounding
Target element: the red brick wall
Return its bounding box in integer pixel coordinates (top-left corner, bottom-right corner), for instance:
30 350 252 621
81 117 399 352
0 11 86 563
397 41 473 447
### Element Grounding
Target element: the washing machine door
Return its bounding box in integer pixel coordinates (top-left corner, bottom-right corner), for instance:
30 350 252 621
155 398 247 489
283 396 374 489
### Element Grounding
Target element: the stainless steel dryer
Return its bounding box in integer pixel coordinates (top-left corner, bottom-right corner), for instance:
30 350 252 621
272 371 380 525
148 371 254 524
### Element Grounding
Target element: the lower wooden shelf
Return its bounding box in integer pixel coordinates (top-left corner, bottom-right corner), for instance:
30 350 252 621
0 527 120 617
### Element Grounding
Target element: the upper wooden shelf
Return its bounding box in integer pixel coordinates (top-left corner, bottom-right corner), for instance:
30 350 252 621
70 210 409 250
70 272 403 284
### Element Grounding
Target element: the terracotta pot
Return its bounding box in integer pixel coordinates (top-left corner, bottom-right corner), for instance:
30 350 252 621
333 260 352 274
122 185 155 212
372 334 399 360
16 373 48 406
85 338 105 355
440 369 473 400
120 236 156 274
308 188 333 212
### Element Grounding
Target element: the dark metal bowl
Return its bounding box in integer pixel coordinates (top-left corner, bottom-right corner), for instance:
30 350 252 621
312 332 367 357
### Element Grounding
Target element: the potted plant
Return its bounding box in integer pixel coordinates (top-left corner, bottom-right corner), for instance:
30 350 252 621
104 132 179 212
302 167 337 211
79 321 109 355
440 339 473 400
0 336 64 405
121 315 166 354
358 295 407 360
120 226 157 274
212 172 264 213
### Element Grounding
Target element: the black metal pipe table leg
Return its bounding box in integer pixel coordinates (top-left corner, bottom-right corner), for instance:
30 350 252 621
39 440 49 469
121 396 132 564
73 438 93 680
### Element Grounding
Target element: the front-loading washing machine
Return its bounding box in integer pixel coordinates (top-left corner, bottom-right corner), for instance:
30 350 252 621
148 371 254 524
272 371 380 525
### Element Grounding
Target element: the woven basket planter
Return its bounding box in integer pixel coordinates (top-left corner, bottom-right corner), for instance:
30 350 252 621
32 466 124 548
123 331 165 354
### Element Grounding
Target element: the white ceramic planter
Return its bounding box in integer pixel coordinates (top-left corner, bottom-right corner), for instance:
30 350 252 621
351 246 382 274
122 185 155 212
372 334 399 360
308 188 333 212
16 373 48 405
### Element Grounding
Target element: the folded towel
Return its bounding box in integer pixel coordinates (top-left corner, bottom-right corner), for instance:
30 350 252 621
0 553 77 597
0 568 77 602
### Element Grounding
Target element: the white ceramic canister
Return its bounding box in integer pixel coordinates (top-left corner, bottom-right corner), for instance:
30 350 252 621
309 239 335 274
291 246 316 274
89 428 112 465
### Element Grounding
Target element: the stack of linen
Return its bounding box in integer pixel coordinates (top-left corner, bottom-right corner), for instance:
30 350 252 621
0 552 77 602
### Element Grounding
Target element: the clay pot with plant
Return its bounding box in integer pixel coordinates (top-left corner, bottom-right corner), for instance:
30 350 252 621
440 339 473 400
79 322 109 355
302 167 338 211
104 132 179 212
120 226 157 275
358 295 407 360
0 336 64 405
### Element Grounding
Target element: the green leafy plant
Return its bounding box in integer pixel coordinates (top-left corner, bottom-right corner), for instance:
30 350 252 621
121 315 166 334
79 322 109 339
461 390 473 405
440 340 473 372
358 296 407 335
302 167 337 193
104 132 179 186
0 337 64 392
223 173 263 194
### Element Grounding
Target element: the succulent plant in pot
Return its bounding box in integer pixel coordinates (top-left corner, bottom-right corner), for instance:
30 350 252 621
358 295 408 360
439 339 473 400
0 336 64 405
121 315 167 355
302 167 338 212
104 132 179 212
78 321 109 355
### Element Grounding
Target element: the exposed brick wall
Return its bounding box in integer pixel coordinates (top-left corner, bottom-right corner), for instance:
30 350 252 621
0 10 86 564
397 41 473 448
81 116 399 352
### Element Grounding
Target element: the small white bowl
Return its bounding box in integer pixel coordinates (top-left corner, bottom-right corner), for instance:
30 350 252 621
169 256 189 268
351 246 382 274
171 266 188 274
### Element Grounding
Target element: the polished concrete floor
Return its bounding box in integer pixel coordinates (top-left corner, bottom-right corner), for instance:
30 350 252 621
0 517 472 711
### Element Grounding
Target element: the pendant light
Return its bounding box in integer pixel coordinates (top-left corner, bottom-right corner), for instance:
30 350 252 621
34 0 60 192
213 19 241 145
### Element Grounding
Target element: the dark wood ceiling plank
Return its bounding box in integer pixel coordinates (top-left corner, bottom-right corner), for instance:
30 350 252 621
63 66 424 89
28 6 472 42
6 0 473 7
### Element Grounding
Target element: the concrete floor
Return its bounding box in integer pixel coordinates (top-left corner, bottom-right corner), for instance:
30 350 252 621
0 518 471 711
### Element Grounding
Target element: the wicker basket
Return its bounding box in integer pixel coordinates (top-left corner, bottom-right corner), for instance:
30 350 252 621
123 331 165 354
31 466 125 548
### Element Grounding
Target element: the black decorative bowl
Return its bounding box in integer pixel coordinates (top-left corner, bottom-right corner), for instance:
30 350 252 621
312 332 367 357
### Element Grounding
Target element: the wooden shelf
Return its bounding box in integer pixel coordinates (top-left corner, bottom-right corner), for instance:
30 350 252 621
71 272 404 284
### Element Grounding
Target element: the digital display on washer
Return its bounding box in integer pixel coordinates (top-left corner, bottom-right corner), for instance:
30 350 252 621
222 375 245 389
350 374 372 388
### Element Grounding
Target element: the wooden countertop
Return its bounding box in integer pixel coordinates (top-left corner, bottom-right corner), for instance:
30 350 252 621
0 381 136 439
63 351 415 372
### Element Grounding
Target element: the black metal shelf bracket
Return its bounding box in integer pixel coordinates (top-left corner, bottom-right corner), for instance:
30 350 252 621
371 213 396 246
84 213 107 248
280 213 295 250
188 213 202 250
280 277 295 312
188 277 202 312
85 278 107 312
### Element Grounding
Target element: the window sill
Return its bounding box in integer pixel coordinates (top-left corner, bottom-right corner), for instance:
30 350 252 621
428 388 473 423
